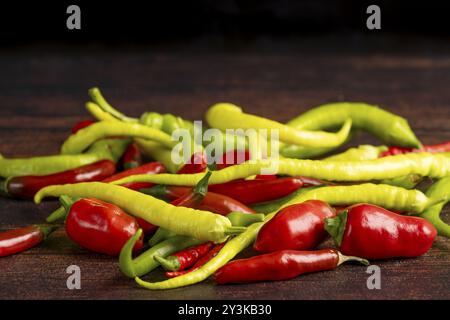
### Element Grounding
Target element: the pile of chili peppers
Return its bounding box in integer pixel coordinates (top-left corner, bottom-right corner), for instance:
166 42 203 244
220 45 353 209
1 87 449 290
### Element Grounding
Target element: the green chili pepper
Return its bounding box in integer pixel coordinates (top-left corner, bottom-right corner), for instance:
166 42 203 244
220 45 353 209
206 103 353 148
111 153 450 186
323 144 423 189
61 121 175 155
34 182 245 242
135 139 181 173
120 229 203 278
85 102 119 122
250 186 323 214
225 212 265 226
0 138 129 178
134 183 440 290
282 102 421 158
324 145 387 161
420 177 450 238
148 227 176 247
89 87 138 123
139 112 164 130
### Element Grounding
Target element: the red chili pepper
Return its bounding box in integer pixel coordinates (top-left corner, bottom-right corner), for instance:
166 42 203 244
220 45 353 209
71 119 95 134
209 177 303 205
253 174 278 180
325 204 437 259
135 218 158 235
215 150 250 170
61 196 144 256
177 152 207 174
155 242 214 271
165 242 226 278
380 141 450 157
214 249 368 284
141 185 255 215
254 200 336 253
121 143 143 170
0 160 116 200
0 224 58 257
103 162 166 191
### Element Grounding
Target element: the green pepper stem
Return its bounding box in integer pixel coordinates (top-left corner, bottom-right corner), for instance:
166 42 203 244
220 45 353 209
324 211 348 247
36 224 59 239
58 195 75 213
154 255 180 271
0 178 10 197
337 251 369 266
46 206 67 223
224 226 247 236
193 171 212 197
139 185 168 199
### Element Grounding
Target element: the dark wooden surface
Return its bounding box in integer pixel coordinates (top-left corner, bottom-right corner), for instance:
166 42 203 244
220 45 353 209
0 36 449 299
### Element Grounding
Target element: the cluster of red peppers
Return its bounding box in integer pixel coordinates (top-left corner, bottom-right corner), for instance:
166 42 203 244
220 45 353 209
0 120 447 286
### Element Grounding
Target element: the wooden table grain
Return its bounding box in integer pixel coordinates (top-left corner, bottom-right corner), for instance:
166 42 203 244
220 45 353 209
0 37 449 299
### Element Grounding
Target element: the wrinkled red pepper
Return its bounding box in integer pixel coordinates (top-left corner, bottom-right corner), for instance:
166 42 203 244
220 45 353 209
165 242 226 278
61 196 144 256
121 143 143 169
177 152 207 174
0 224 58 257
0 160 116 200
325 204 437 259
155 242 214 271
214 249 368 284
380 141 450 157
103 162 166 191
71 119 95 134
254 200 336 253
209 177 303 205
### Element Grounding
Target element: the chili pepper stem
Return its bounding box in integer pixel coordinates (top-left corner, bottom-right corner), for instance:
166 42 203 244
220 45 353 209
224 226 247 236
337 251 369 266
154 255 180 271
324 211 348 247
59 195 75 213
46 206 66 223
37 224 59 239
193 171 212 196
0 178 9 197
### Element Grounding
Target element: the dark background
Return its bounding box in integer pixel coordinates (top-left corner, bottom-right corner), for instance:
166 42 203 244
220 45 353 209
0 1 449 300
1 0 449 46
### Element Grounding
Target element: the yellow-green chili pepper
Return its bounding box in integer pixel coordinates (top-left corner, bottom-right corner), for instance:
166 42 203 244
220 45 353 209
111 153 450 186
89 87 138 123
323 144 423 189
420 177 450 238
282 102 421 158
0 138 129 178
34 182 245 242
324 145 387 161
134 183 437 289
206 103 353 148
135 139 181 173
61 121 176 154
85 102 119 122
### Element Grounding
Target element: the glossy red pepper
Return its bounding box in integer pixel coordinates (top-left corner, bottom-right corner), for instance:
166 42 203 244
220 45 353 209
380 141 450 157
254 200 336 253
155 242 214 271
325 204 437 259
209 177 303 205
62 196 144 256
141 185 255 215
214 249 368 284
177 152 207 174
165 242 226 278
215 150 250 170
121 143 143 169
0 160 116 200
0 224 58 257
103 162 166 191
71 119 95 134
